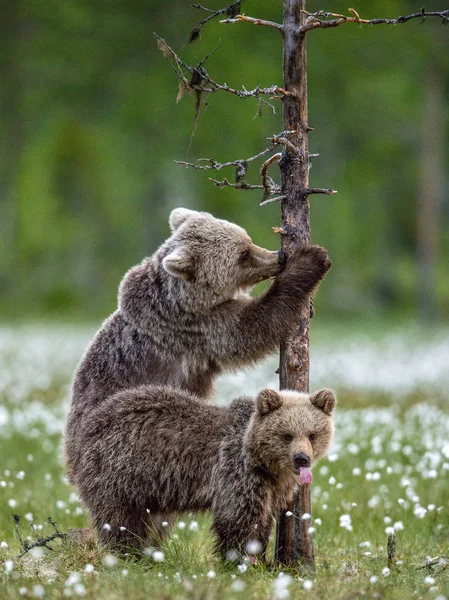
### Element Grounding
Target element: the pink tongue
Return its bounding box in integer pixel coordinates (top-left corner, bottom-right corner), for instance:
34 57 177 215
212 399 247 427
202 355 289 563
299 467 313 484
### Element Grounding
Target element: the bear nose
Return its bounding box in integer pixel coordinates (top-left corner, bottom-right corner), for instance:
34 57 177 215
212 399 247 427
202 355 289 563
278 250 286 266
293 453 311 469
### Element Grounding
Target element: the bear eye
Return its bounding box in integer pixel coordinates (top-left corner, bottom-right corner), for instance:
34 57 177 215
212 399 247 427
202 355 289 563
309 433 316 442
283 433 293 443
240 250 251 262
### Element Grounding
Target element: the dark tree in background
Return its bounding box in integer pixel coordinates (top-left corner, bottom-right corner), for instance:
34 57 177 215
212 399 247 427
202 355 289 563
158 1 449 567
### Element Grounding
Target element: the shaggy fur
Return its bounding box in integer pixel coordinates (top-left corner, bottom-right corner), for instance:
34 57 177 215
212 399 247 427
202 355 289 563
72 385 336 557
65 208 331 478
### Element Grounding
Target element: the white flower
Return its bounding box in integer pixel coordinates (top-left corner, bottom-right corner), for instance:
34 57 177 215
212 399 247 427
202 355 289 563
369 576 378 583
237 564 247 574
25 512 33 521
414 506 427 519
424 576 436 586
30 547 44 559
152 551 164 562
285 511 293 517
360 541 371 548
382 567 390 577
85 564 95 574
427 504 436 511
32 585 45 598
19 588 28 596
4 560 14 573
56 500 66 509
8 499 17 508
339 514 352 532
303 580 313 590
314 518 322 526
177 521 186 530
307 527 316 535
161 521 169 527
328 453 338 462
393 521 404 531
352 467 361 476
73 583 85 596
231 580 246 592
16 471 25 480
398 498 405 506
121 569 128 576
245 540 262 554
383 516 392 524
189 521 199 532
102 523 111 531
226 549 239 562
65 572 81 587
329 476 336 485
1 541 8 548
301 513 311 521
385 527 395 535
272 573 292 599
207 570 216 579
103 554 117 567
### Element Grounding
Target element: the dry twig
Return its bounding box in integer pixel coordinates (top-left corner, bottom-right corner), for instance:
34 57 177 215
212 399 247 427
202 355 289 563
13 514 66 559
154 33 293 106
301 7 449 31
189 2 244 42
220 14 283 31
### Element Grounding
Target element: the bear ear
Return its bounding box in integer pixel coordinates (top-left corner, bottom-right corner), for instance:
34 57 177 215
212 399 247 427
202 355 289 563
256 389 283 416
169 208 199 232
162 247 194 281
310 388 336 415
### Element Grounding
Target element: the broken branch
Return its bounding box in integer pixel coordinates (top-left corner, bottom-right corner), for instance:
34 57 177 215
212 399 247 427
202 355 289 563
13 514 66 559
302 8 449 32
220 14 283 31
189 2 244 42
155 34 291 104
209 178 263 190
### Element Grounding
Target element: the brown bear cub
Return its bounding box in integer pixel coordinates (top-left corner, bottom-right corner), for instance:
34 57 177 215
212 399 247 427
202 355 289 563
65 208 331 477
73 385 336 558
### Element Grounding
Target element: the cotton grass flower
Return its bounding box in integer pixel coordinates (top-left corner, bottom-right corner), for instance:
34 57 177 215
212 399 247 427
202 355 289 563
382 567 390 577
103 554 117 567
272 573 292 600
339 514 352 532
152 551 165 562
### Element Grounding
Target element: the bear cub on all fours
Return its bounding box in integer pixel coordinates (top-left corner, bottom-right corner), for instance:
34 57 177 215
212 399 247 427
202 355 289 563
65 208 331 480
75 385 336 558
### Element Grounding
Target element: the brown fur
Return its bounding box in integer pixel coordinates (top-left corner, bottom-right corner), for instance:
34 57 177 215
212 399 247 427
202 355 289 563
72 385 336 558
65 208 331 481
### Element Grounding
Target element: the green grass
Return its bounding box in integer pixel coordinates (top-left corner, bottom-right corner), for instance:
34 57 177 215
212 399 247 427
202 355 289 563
0 325 448 599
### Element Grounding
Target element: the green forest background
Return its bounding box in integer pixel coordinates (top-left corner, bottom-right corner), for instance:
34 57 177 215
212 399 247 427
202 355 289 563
1 0 448 322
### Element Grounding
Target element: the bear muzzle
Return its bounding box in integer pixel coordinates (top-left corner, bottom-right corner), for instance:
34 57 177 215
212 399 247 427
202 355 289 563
293 452 311 469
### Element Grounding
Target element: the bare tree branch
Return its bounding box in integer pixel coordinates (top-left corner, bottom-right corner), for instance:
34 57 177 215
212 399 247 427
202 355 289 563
220 14 283 31
261 152 283 198
13 515 66 559
189 2 244 42
302 7 449 32
175 131 327 204
155 34 292 104
209 178 263 190
306 187 337 196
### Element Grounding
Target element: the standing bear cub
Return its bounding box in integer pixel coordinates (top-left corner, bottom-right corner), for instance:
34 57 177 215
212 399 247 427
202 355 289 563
65 208 331 476
74 385 336 557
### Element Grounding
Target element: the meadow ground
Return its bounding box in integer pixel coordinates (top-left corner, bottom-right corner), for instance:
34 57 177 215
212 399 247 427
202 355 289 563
0 321 448 599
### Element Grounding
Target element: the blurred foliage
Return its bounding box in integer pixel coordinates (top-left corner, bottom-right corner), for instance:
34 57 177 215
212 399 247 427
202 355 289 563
1 0 448 320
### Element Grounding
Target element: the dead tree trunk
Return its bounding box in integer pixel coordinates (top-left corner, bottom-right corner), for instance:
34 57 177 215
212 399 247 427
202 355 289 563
275 0 314 568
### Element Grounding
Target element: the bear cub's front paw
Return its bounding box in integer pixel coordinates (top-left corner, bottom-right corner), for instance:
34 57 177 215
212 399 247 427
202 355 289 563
288 245 332 278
